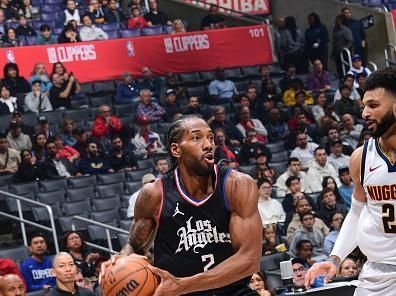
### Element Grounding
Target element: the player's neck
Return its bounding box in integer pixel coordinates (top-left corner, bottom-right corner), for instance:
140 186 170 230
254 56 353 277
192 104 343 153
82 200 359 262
178 165 215 200
380 125 396 152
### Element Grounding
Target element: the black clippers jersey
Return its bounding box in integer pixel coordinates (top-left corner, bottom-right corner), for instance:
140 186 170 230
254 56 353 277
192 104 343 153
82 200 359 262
154 165 249 296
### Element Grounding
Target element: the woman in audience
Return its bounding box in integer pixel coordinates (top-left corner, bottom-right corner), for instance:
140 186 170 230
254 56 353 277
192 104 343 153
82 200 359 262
54 134 80 162
127 6 149 29
249 272 275 296
262 224 287 256
2 63 31 97
29 62 52 95
0 85 21 114
171 19 186 34
324 211 344 255
60 118 77 146
320 176 343 207
58 22 81 43
260 79 282 104
311 91 328 123
337 257 359 278
31 132 47 163
13 149 41 182
18 0 39 19
2 28 23 47
61 231 100 277
357 130 371 147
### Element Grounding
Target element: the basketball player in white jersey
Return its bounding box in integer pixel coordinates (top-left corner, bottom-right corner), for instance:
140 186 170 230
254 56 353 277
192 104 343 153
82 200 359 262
305 67 396 295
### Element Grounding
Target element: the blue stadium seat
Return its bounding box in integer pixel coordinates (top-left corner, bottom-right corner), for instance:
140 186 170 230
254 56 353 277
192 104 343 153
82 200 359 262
141 26 163 36
97 172 125 185
106 30 119 39
40 4 59 12
0 246 29 263
89 96 112 107
67 175 97 188
67 186 95 201
41 12 58 22
119 29 141 38
101 23 119 31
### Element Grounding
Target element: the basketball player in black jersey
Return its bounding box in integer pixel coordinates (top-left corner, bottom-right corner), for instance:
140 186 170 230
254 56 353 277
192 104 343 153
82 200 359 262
103 115 262 295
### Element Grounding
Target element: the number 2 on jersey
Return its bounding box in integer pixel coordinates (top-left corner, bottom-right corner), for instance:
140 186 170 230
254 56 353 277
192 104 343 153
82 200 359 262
201 254 215 271
382 204 396 233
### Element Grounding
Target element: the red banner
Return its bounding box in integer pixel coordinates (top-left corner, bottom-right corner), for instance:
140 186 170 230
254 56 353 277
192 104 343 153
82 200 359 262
184 0 270 15
0 25 273 83
392 10 396 29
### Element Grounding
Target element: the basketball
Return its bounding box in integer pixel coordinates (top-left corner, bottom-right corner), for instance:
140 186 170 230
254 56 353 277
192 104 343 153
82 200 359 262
100 256 159 296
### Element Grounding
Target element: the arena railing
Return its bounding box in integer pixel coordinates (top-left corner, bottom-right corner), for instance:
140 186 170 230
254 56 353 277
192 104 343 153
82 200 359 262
0 190 59 253
71 216 129 255
384 43 396 66
340 47 353 76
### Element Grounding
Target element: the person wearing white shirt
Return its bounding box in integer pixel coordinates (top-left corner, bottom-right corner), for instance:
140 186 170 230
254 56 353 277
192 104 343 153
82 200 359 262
307 147 340 193
275 157 310 197
290 131 318 171
127 173 156 218
79 14 108 42
347 54 371 88
333 74 361 103
327 140 350 172
257 178 285 226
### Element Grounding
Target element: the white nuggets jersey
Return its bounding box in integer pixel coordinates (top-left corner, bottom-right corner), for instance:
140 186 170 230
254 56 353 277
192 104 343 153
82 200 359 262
358 138 396 264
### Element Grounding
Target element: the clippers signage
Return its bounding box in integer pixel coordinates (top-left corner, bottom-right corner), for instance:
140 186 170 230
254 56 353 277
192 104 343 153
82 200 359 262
185 0 270 15
0 25 273 82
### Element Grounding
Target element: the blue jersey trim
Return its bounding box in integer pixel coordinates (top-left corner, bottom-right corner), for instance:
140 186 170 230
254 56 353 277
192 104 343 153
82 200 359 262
222 168 232 212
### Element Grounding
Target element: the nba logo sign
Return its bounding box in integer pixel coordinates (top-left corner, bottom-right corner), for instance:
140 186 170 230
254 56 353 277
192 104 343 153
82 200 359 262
126 41 135 57
5 50 15 63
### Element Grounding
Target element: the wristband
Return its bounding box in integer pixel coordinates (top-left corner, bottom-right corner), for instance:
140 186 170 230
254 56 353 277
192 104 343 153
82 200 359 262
326 257 340 269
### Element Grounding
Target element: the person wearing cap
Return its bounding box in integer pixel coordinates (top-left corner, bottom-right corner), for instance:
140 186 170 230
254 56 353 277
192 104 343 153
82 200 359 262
72 128 88 158
127 173 156 218
347 54 371 88
163 89 182 122
132 115 164 159
135 89 165 123
91 104 122 139
24 79 53 114
36 116 53 139
115 72 140 104
338 166 353 209
7 121 32 152
11 111 35 138
327 140 350 172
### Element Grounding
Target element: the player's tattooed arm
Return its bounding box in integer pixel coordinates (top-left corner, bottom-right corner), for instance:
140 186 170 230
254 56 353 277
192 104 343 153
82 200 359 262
120 180 162 256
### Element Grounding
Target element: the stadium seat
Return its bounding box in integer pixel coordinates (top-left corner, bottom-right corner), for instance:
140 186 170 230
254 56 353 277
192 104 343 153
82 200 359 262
37 190 65 205
234 80 249 92
0 114 11 132
67 186 95 202
106 30 119 39
96 182 124 198
270 151 289 163
92 196 120 211
97 172 125 185
0 246 29 263
5 194 34 212
121 194 131 208
117 233 129 246
87 221 118 242
113 103 136 118
21 112 38 126
186 86 207 99
58 213 89 233
9 182 39 196
90 209 118 223
199 71 216 82
64 108 90 122
41 12 57 22
92 81 116 94
269 161 288 176
266 141 285 154
224 68 242 80
89 96 112 107
63 200 91 216
137 159 153 170
39 179 67 192
39 110 64 126
45 0 62 4
241 65 260 78
178 72 201 84
119 116 134 127
119 219 131 231
67 175 97 188
24 36 36 46
125 168 153 181
0 174 13 186
32 204 62 222
260 252 289 272
33 21 55 30
124 182 140 195
40 4 59 12
80 83 94 95
101 23 119 31
141 26 163 36
70 96 90 109
238 165 255 175
27 289 46 296
307 192 321 206
119 28 141 38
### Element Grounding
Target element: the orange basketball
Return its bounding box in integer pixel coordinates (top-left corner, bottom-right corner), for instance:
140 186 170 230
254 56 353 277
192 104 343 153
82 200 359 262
101 257 159 296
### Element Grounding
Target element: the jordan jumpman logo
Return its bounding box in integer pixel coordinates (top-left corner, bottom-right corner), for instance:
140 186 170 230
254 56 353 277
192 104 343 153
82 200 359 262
173 203 185 217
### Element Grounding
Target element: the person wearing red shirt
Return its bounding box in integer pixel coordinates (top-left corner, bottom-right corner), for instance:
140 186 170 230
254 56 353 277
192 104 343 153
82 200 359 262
127 6 148 29
91 104 122 139
53 134 80 162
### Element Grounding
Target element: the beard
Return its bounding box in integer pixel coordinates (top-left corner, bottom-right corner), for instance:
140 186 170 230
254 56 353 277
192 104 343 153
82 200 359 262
184 153 214 176
371 110 396 137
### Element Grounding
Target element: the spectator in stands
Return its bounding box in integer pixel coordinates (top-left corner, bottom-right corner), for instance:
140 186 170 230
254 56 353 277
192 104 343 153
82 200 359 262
15 15 36 38
59 0 81 26
338 166 353 209
20 233 55 292
317 188 348 227
138 67 163 99
17 0 38 20
332 14 353 78
40 140 80 179
37 116 53 139
356 72 367 98
279 64 300 93
273 17 286 65
0 85 21 114
262 225 288 256
333 85 361 118
163 89 182 122
136 89 165 122
236 106 268 142
306 60 332 93
208 67 238 104
0 274 25 296
291 258 308 289
337 257 359 278
283 79 313 107
260 79 282 104
109 135 138 172
0 0 17 20
31 132 47 163
127 6 149 29
86 0 106 24
201 4 224 30
305 13 329 70
24 80 53 114
2 63 31 97
10 111 33 137
348 54 371 88
0 9 6 35
328 139 350 172
257 178 285 226
282 177 315 214
154 155 168 177
144 0 170 26
80 14 108 41
275 157 309 198
91 104 122 139
182 96 210 119
171 19 186 34
60 118 76 147
321 126 353 156
13 149 41 182
245 85 259 111
248 153 275 182
127 173 156 218
2 27 23 47
104 0 126 24
53 134 80 162
57 22 81 43
306 147 340 193
334 74 361 103
0 132 20 174
321 176 344 207
209 106 243 144
342 7 366 64
132 115 164 158
49 73 76 109
29 63 53 95
213 128 238 167
323 211 344 256
115 72 140 104
7 120 31 151
128 0 147 16
72 128 88 158
311 91 328 123
239 130 271 165
339 113 363 149
47 252 95 296
78 140 113 174
295 240 316 266
289 211 325 258
290 131 318 171
281 16 307 74
248 272 275 296
159 72 187 103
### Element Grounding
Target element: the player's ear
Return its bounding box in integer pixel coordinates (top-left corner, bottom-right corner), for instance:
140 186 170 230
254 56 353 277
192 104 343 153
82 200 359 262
170 142 181 159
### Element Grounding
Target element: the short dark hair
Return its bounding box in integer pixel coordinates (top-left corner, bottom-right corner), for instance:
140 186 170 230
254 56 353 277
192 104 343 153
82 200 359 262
344 74 355 81
288 157 300 166
257 177 272 189
299 211 314 222
341 6 351 13
314 146 326 155
40 24 51 31
330 211 344 223
365 67 396 97
296 239 312 251
286 176 300 187
320 187 335 200
0 132 6 139
28 232 48 246
154 154 167 166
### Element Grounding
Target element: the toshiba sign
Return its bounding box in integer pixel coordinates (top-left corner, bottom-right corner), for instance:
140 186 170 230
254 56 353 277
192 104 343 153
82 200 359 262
187 0 270 15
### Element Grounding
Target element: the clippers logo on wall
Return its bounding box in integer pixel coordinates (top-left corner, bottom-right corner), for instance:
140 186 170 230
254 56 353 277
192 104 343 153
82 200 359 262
186 0 270 15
